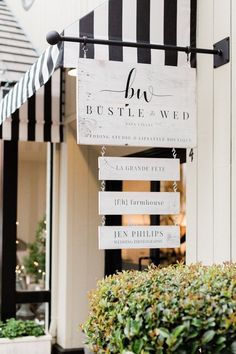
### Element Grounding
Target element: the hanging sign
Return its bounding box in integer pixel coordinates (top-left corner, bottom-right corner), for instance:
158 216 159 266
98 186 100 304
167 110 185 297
98 157 180 181
77 59 196 148
98 225 180 249
99 192 180 215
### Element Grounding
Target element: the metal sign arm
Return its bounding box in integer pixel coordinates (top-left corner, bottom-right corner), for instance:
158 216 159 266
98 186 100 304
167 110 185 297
46 31 229 68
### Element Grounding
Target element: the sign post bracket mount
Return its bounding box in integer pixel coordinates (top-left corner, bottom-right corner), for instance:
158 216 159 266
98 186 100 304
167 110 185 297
47 31 230 69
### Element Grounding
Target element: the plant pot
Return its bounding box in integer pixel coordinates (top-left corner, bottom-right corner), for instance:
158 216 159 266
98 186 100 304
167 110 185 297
0 334 52 354
84 345 94 354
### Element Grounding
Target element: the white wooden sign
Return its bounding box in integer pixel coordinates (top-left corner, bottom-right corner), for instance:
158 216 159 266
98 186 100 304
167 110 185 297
99 192 180 215
98 157 180 181
98 226 180 249
77 59 196 148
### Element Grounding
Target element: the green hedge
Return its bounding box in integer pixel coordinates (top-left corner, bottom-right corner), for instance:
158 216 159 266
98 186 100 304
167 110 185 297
0 318 45 339
82 263 236 354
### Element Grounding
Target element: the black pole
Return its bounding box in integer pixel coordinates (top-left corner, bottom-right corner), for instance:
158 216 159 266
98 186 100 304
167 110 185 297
46 30 221 56
0 141 18 320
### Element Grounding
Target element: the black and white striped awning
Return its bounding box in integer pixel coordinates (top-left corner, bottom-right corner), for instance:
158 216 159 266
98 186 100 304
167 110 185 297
0 0 64 142
63 0 196 67
0 43 63 142
0 68 63 142
0 0 196 143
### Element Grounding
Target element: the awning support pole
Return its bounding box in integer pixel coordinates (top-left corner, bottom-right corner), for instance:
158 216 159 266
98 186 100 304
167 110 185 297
46 31 230 68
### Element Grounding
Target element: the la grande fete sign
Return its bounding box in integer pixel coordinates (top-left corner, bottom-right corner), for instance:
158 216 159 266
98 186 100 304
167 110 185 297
98 157 180 181
77 59 196 148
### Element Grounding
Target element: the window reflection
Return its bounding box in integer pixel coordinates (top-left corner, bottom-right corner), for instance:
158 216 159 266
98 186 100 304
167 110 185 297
16 216 46 290
16 303 47 326
121 163 186 270
16 142 47 291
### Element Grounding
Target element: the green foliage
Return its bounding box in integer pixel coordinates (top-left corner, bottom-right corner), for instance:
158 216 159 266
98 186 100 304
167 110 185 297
23 216 46 282
82 263 236 354
0 318 45 339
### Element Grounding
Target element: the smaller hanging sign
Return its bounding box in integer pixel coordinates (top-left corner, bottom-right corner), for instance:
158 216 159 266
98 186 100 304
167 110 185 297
98 225 180 249
98 157 180 181
99 192 180 215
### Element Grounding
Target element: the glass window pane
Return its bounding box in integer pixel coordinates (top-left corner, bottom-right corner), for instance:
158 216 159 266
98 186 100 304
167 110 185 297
16 142 48 291
16 303 48 326
160 163 186 264
120 163 186 269
121 180 151 270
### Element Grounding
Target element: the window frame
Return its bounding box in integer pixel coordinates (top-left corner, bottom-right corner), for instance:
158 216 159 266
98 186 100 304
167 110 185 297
0 141 53 324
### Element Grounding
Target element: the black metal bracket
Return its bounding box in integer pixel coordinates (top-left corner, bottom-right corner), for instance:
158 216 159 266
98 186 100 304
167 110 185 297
46 31 230 68
214 37 230 68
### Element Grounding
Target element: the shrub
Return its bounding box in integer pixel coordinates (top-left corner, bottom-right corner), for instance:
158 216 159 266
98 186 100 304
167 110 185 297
0 318 45 339
82 263 236 354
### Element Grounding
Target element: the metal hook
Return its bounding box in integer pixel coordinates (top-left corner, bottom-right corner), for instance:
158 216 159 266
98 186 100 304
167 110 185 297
82 36 88 58
186 46 191 63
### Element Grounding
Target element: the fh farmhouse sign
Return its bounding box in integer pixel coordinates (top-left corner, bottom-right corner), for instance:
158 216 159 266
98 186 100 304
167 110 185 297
77 59 196 148
99 192 180 215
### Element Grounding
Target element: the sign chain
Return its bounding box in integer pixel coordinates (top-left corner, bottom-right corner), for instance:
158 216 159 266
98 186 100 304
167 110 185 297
82 36 88 58
172 148 179 226
101 146 106 226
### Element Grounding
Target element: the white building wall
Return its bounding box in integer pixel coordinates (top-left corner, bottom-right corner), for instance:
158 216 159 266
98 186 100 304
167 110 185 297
232 0 236 262
56 132 104 348
52 75 104 349
187 0 235 264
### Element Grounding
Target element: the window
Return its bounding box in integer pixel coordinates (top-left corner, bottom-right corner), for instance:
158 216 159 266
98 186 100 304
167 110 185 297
0 141 52 327
16 142 49 326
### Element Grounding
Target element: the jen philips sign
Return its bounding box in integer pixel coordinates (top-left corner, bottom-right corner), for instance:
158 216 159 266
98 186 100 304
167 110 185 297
77 59 196 148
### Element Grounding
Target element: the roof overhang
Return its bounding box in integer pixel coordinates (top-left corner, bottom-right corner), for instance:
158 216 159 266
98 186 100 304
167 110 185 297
0 0 197 142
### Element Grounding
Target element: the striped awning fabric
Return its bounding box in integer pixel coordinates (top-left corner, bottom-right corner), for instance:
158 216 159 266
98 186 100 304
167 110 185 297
0 0 63 142
64 0 197 68
0 0 196 143
0 68 63 142
0 42 63 142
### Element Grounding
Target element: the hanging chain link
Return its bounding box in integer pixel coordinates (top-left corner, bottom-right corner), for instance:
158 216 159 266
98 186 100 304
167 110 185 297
82 36 88 58
172 148 179 226
100 146 106 226
186 46 190 63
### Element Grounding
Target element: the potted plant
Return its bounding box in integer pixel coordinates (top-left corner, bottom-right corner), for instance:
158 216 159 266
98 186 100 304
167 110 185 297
82 263 236 353
0 318 51 354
